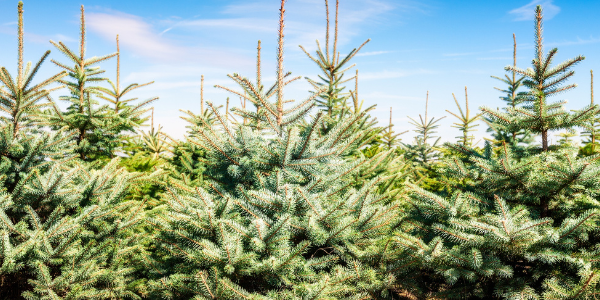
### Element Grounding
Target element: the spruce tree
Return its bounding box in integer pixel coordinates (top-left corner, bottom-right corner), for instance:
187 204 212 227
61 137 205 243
39 6 155 161
403 91 446 169
299 0 380 150
482 7 597 152
0 3 158 298
380 107 407 150
0 2 67 137
146 1 401 298
394 5 600 299
580 70 600 155
446 87 482 147
486 34 534 150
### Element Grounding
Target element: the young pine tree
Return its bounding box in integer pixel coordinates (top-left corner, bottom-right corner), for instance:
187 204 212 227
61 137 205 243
39 6 155 161
485 34 535 150
145 1 402 298
0 3 158 298
299 0 380 149
403 91 446 169
394 6 600 299
446 86 482 147
580 70 600 155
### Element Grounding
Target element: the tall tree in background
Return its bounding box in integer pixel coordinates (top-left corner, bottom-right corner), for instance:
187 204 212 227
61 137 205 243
486 34 534 150
0 2 66 137
299 0 380 149
97 35 158 139
380 107 407 150
40 6 155 161
446 87 482 147
404 91 446 169
580 70 600 155
483 10 597 151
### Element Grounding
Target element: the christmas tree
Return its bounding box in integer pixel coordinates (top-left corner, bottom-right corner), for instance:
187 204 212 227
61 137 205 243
394 5 600 299
145 1 402 298
0 3 159 298
485 34 535 151
39 6 155 161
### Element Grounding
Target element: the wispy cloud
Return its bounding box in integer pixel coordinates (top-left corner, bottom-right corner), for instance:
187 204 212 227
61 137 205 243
547 36 600 47
356 50 392 57
170 0 419 54
508 0 560 21
361 91 424 101
173 18 276 33
87 12 184 62
360 69 437 80
86 11 252 68
443 51 482 57
476 56 525 61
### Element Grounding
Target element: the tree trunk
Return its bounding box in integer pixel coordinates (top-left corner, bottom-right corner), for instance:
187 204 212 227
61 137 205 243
541 130 548 151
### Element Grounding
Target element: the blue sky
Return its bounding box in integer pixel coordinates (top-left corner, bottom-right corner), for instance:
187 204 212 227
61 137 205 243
1 0 600 145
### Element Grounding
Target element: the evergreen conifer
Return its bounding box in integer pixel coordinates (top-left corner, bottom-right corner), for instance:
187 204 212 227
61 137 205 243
395 6 600 299
39 6 155 161
0 3 158 298
145 1 402 298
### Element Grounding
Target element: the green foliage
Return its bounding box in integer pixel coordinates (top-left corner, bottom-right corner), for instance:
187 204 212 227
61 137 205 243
482 6 599 151
144 2 403 298
446 87 482 147
486 33 535 151
404 92 446 170
38 6 155 161
0 122 159 298
6 1 600 299
396 6 600 299
0 2 67 137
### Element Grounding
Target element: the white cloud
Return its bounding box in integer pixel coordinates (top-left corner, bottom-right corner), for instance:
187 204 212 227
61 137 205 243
443 51 482 57
361 91 423 100
53 34 76 43
175 18 276 33
360 69 437 80
476 56 519 61
508 0 560 21
86 12 184 62
547 36 600 47
85 11 254 68
356 50 392 57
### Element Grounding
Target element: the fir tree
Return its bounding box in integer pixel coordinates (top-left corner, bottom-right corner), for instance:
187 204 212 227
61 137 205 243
404 91 446 168
146 1 402 298
0 4 159 298
486 34 534 149
482 7 598 151
580 70 600 154
446 86 482 147
299 0 380 150
39 6 155 161
395 6 600 299
380 107 407 150
0 2 67 137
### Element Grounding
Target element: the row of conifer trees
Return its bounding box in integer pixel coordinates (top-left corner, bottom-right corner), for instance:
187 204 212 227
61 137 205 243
0 0 599 299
